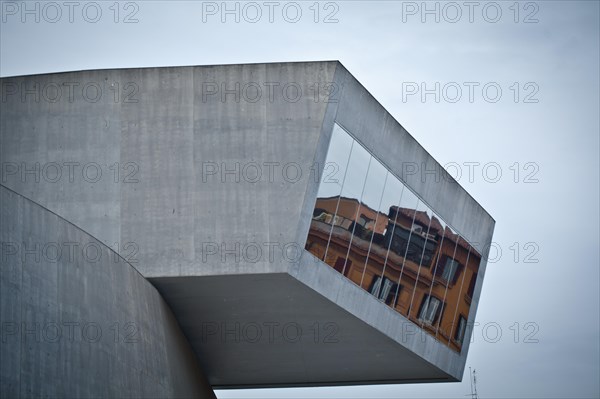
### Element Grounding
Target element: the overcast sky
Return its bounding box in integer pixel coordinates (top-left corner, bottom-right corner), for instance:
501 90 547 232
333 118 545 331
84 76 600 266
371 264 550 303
1 1 598 398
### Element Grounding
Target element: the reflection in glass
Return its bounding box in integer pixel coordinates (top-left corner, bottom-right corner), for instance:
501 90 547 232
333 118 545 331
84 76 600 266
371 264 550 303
308 124 353 263
407 205 438 322
384 188 420 314
357 170 392 289
369 275 399 307
418 295 442 325
455 315 467 344
321 139 371 275
447 245 480 350
305 123 482 353
336 144 372 276
421 214 448 333
344 157 387 286
433 229 459 340
441 258 460 281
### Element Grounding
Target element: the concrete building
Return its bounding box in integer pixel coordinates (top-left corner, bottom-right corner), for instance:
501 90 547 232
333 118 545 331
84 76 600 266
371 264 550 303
0 61 495 397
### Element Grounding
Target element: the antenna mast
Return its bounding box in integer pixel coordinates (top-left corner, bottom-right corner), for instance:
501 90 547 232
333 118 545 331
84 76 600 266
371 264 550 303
468 367 479 398
470 368 478 399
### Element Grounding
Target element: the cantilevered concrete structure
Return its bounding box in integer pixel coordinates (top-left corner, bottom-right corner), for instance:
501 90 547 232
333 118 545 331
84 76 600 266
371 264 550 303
0 62 495 396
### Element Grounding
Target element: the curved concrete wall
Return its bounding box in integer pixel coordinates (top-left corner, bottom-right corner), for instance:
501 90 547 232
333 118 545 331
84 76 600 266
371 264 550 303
0 185 215 398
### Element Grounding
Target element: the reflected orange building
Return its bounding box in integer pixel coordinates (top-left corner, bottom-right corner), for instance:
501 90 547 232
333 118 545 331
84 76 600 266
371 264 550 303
306 196 481 352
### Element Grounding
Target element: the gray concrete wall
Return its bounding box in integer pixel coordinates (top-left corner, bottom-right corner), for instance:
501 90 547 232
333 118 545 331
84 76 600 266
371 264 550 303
0 185 215 398
0 62 337 278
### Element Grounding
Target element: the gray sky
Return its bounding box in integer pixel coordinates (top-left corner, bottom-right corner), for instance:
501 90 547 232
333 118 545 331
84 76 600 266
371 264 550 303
2 1 599 398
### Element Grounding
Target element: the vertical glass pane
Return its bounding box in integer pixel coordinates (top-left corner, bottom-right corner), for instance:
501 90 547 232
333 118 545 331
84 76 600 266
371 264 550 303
447 240 482 352
325 142 371 274
420 213 449 330
432 232 482 352
405 204 436 319
305 124 353 262
383 184 420 314
343 158 387 288
358 172 405 304
444 244 471 350
427 213 448 284
316 124 353 199
434 225 460 342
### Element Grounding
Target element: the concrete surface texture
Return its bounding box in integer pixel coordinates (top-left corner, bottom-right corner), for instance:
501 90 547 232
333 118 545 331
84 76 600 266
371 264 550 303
0 185 215 398
0 62 494 389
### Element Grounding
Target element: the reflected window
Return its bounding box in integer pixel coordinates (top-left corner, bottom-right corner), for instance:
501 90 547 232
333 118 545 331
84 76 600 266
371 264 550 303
467 272 477 298
369 275 400 307
438 257 461 283
418 295 443 325
455 315 467 344
334 257 350 276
